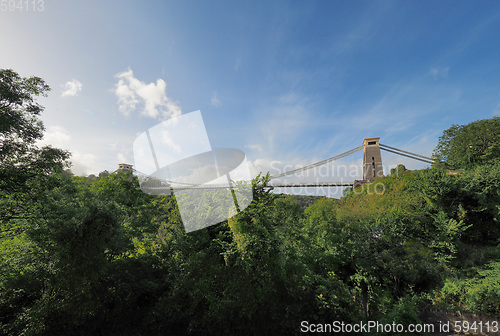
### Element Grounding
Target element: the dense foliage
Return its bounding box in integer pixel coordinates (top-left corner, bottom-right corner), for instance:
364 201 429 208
433 117 500 169
1 70 499 335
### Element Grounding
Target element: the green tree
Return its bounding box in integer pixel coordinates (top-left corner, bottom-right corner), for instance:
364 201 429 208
433 117 500 169
0 69 69 223
0 69 68 178
0 69 72 335
390 164 407 177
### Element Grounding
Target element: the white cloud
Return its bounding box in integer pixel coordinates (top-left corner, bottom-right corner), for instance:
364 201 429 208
429 66 450 79
246 143 263 152
247 157 277 177
39 125 71 147
70 151 99 176
117 152 127 163
61 79 83 97
211 93 221 107
37 125 98 175
114 68 182 119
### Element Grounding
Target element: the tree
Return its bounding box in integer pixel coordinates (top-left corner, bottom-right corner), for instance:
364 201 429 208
0 69 68 168
0 69 74 335
433 117 500 169
0 69 47 144
390 164 407 177
1 68 71 247
0 69 69 197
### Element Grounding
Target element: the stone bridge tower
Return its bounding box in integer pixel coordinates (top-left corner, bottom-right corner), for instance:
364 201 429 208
362 137 383 182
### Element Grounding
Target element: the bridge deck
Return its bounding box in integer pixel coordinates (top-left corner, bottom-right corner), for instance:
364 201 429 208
143 182 354 191
269 182 353 187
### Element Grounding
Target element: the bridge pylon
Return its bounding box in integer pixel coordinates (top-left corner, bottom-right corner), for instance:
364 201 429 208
363 137 383 181
353 137 383 188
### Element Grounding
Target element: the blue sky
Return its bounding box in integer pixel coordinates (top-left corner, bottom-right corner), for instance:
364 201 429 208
2 0 500 196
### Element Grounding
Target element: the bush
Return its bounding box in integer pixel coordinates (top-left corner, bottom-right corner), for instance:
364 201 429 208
435 261 500 316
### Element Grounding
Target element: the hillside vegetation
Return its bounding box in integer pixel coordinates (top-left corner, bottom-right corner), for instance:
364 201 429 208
1 69 499 335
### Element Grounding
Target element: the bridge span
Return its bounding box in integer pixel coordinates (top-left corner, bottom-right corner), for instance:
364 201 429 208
121 137 436 192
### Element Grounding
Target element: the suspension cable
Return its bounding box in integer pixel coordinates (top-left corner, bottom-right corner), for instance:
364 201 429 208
379 144 434 161
132 145 364 187
133 168 199 186
379 147 434 164
269 145 364 180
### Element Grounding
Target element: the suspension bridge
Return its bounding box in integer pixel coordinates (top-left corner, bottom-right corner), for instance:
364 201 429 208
122 137 436 194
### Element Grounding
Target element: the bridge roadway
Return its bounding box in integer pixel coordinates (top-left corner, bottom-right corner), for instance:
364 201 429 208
143 182 354 192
